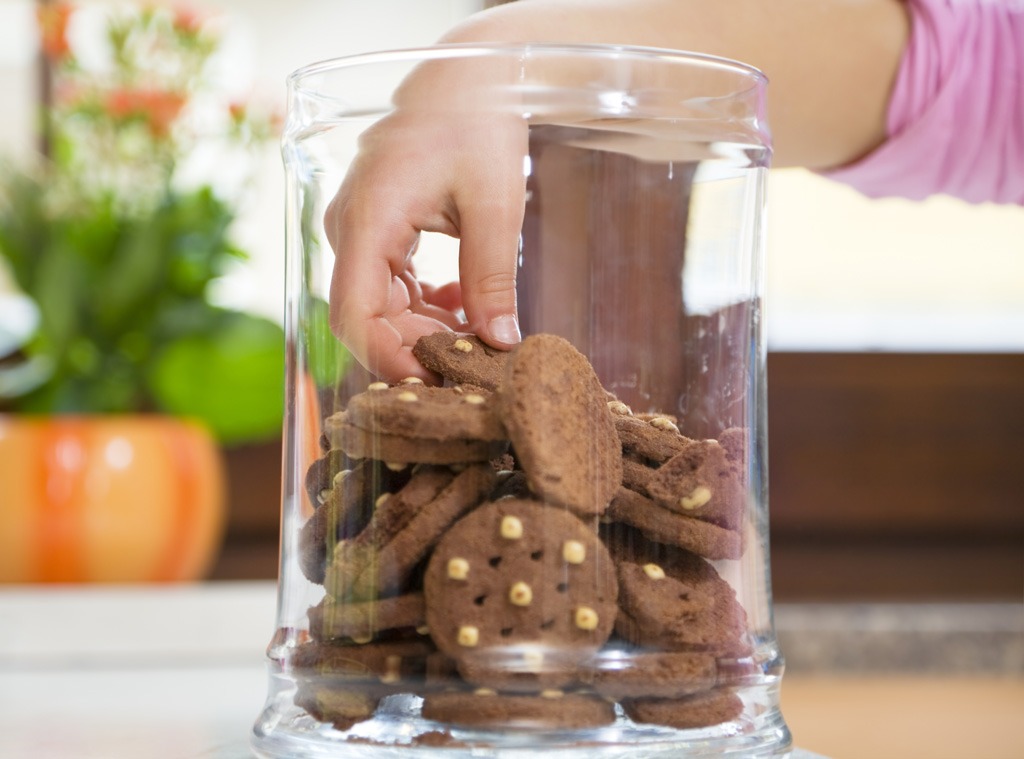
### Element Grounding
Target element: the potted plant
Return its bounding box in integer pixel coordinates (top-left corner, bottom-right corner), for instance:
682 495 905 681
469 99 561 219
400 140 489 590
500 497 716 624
0 2 284 582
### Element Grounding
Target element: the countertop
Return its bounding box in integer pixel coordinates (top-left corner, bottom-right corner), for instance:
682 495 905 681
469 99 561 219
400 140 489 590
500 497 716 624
1 582 1021 759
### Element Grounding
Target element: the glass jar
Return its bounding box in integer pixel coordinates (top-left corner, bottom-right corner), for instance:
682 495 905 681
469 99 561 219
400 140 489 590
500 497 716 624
254 44 790 757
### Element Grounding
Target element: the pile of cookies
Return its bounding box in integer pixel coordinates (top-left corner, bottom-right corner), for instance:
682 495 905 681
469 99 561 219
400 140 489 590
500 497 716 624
290 331 753 735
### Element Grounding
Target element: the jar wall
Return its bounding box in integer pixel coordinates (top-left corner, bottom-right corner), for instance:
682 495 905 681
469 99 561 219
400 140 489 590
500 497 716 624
255 44 788 758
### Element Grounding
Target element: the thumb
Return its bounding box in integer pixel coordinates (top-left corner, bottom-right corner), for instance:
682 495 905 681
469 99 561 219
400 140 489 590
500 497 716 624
457 191 525 349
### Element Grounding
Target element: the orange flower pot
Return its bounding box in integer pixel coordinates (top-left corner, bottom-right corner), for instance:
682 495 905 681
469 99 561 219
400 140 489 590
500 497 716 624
0 415 227 583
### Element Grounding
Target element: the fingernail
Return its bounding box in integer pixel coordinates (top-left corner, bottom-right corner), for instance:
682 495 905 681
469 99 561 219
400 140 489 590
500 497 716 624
488 314 521 345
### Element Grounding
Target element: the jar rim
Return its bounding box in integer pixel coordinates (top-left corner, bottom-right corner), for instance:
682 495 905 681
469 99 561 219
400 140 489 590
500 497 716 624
287 41 768 96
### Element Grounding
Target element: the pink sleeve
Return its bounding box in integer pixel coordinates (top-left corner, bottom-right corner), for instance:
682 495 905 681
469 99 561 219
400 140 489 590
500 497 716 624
823 0 1024 205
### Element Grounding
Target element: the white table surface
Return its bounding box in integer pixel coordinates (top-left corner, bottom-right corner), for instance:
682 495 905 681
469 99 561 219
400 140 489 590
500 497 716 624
0 582 825 759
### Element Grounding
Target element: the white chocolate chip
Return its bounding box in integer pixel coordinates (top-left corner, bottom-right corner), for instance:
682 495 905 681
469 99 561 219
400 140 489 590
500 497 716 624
643 563 666 580
463 393 486 405
416 625 430 635
680 485 712 510
384 461 407 471
350 633 373 644
562 540 587 564
380 654 402 683
375 493 390 509
500 515 524 540
574 607 599 631
367 381 389 391
522 650 545 671
509 581 533 606
447 558 470 581
540 689 564 699
607 400 632 416
649 416 680 433
474 687 497 696
397 391 418 402
457 626 479 647
317 489 331 505
399 377 425 385
453 338 474 353
332 470 351 485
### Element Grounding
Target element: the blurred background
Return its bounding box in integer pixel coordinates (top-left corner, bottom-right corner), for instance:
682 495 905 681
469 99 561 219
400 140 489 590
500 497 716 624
0 0 1019 594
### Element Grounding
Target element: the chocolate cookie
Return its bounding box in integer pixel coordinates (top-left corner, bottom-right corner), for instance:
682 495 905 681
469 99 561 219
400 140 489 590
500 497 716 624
421 690 616 730
622 688 744 730
613 409 689 464
294 684 380 731
413 331 510 391
582 650 717 700
345 383 506 442
607 532 750 658
325 412 507 465
645 428 748 531
497 334 622 517
424 499 618 691
606 487 743 561
326 464 497 601
307 593 426 642
298 459 411 584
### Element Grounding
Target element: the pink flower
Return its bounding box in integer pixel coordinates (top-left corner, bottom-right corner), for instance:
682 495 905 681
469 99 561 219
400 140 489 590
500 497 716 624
104 88 187 137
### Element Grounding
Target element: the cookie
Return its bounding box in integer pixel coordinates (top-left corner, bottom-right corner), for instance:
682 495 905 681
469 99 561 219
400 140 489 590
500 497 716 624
582 650 717 700
645 428 747 530
290 636 453 692
424 499 618 691
605 487 743 561
497 334 622 517
606 532 751 658
421 690 616 730
622 688 744 730
326 464 497 601
413 331 510 391
325 412 507 465
344 383 506 442
298 459 412 584
612 409 689 464
304 449 351 508
294 684 380 731
307 593 426 642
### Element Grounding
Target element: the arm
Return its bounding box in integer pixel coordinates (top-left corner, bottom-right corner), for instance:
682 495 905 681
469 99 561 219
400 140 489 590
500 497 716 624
326 0 910 382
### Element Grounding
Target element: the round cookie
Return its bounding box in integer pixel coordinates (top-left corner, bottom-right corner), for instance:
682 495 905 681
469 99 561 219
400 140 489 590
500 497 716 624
606 532 751 658
606 487 743 561
645 428 748 531
325 412 507 465
421 690 616 730
582 650 717 700
345 383 506 442
413 331 510 392
326 464 497 601
298 459 411 584
424 499 618 691
307 593 426 642
497 334 622 517
622 688 744 730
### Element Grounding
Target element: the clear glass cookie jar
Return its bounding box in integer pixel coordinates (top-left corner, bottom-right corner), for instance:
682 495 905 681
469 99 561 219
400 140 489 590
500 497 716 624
253 43 791 757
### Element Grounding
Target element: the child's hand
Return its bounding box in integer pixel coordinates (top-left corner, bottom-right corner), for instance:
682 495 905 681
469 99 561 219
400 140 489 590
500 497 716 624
324 62 528 383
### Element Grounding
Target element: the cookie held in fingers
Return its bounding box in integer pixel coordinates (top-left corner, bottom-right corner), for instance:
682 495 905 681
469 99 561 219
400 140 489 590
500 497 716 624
497 334 622 517
424 499 618 691
413 331 510 392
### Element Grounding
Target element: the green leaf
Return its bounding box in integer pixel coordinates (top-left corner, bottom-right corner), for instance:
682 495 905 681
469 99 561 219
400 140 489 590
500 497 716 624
303 296 352 388
147 311 284 444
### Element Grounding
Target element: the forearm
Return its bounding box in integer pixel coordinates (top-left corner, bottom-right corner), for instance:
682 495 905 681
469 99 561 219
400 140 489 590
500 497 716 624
443 0 910 169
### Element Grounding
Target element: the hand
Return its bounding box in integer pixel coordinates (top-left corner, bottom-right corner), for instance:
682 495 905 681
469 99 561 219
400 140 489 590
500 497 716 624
324 80 528 384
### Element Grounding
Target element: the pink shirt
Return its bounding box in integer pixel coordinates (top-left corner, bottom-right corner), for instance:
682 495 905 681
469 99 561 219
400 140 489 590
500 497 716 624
825 0 1024 205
